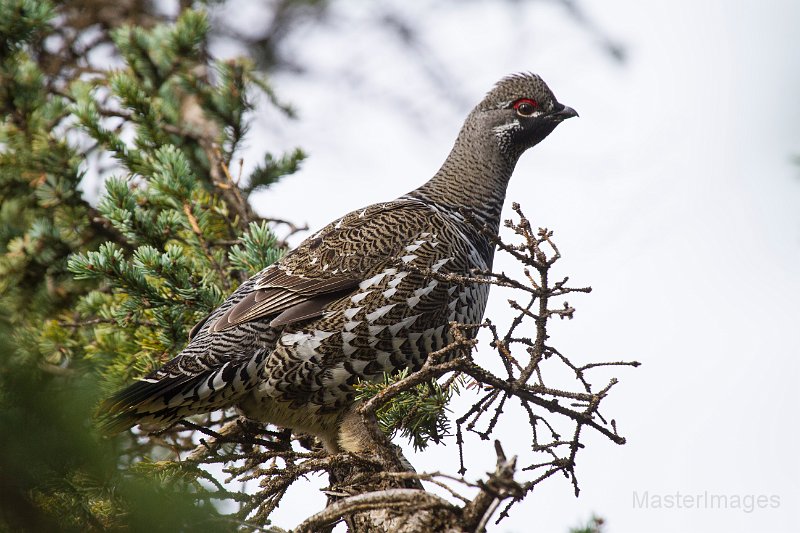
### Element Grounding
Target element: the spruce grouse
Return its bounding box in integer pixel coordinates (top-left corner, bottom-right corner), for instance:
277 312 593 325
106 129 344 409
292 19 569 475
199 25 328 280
103 73 577 452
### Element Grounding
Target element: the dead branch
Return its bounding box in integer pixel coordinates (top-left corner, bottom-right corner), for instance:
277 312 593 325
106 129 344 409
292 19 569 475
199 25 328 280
294 489 454 533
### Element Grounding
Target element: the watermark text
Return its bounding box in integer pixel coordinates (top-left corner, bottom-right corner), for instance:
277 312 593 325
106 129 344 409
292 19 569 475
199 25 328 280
632 491 780 513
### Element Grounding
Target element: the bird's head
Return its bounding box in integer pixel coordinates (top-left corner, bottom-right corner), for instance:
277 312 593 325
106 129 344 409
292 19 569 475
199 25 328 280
471 72 577 159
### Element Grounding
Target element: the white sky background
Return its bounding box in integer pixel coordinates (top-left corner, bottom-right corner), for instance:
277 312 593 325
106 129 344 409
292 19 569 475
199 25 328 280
210 1 800 531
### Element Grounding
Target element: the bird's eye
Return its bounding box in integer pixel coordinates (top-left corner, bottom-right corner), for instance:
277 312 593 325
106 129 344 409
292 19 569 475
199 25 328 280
512 98 539 117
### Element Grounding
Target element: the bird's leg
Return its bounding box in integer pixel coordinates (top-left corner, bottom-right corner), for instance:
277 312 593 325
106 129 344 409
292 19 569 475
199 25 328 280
335 402 422 489
336 402 382 455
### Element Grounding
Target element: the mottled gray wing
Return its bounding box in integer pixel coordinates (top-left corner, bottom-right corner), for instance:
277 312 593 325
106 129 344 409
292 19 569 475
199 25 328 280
201 199 434 335
209 270 359 332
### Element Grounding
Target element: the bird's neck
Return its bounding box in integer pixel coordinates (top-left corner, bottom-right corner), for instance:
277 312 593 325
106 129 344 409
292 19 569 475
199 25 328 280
407 120 518 236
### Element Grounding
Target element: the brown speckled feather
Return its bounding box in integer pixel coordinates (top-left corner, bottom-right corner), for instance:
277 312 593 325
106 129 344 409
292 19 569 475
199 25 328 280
211 200 435 332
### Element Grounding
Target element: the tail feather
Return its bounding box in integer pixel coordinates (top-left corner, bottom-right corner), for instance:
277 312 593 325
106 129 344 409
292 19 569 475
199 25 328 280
99 373 207 434
99 345 269 435
99 361 248 434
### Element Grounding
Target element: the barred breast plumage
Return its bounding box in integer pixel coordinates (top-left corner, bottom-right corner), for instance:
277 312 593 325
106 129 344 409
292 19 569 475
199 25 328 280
103 72 577 451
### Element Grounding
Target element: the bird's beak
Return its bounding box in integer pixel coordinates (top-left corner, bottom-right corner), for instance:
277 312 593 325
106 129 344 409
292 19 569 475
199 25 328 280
552 105 579 120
